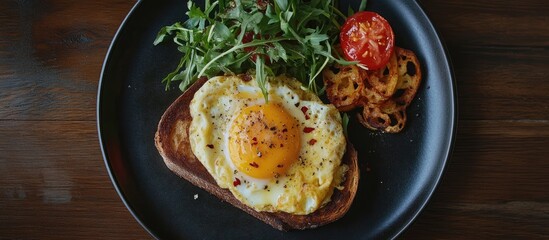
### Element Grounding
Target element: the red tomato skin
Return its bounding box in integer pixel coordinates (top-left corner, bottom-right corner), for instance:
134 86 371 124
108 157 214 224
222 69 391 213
340 11 395 70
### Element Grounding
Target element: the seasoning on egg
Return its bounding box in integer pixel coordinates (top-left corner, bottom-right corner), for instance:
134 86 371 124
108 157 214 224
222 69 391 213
301 106 310 120
233 178 241 187
303 127 315 133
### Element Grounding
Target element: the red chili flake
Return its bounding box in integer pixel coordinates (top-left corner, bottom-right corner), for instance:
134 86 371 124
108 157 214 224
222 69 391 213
206 144 214 149
241 74 252 82
257 0 269 11
303 127 315 133
277 164 284 168
282 128 288 133
250 162 259 168
300 106 310 120
308 139 317 145
252 137 258 145
233 178 241 187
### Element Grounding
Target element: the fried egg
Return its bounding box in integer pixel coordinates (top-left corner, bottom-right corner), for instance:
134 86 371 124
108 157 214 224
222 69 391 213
189 75 347 215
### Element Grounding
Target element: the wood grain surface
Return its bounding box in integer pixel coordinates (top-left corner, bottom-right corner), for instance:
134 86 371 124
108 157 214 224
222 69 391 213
1 0 548 239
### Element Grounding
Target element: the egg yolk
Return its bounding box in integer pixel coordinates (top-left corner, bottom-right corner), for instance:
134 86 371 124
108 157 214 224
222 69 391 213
229 103 300 179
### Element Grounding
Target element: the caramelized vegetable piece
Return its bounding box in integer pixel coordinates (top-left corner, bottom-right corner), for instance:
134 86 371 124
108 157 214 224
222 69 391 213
391 47 422 109
357 47 421 132
323 65 366 111
357 104 407 133
322 46 422 133
366 51 399 98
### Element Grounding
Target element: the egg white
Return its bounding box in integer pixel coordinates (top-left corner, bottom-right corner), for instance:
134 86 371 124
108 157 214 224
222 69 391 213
189 75 347 214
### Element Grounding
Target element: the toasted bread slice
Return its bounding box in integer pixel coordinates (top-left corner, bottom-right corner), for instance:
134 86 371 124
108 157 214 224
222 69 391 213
154 77 359 231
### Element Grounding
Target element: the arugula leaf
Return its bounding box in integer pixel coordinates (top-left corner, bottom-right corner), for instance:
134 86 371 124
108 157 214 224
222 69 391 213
153 26 169 45
274 0 288 12
155 0 358 97
304 32 329 51
255 55 268 102
342 113 350 137
185 2 208 29
209 22 231 43
359 0 368 12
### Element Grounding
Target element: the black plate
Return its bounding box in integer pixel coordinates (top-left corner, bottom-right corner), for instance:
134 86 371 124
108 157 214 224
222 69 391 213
98 0 456 239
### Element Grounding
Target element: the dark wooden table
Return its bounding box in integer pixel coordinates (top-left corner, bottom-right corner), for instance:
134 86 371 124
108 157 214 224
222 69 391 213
1 0 548 239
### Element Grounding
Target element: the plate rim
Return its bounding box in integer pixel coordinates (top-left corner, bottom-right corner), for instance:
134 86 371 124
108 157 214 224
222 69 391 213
389 0 458 237
97 0 457 239
97 1 162 239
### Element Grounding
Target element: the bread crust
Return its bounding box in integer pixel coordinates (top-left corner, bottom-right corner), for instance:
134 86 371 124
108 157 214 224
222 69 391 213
154 77 359 230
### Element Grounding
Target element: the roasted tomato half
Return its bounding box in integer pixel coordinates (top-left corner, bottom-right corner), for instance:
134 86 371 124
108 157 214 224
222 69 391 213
340 11 395 70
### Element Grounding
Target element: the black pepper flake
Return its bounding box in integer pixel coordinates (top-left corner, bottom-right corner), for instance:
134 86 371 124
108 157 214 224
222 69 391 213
250 162 259 168
282 128 288 133
206 144 214 149
264 185 268 190
284 185 287 188
270 126 277 131
294 102 300 107
280 144 284 147
277 164 284 168
276 180 279 184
